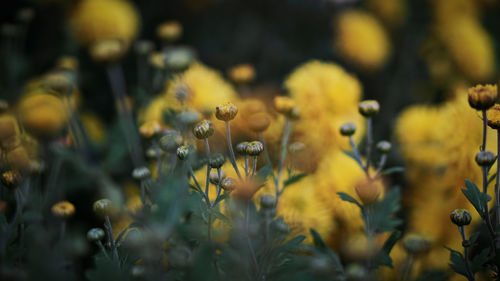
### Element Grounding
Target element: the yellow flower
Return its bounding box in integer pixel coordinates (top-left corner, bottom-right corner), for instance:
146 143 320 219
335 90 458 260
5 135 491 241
51 201 76 219
69 0 140 46
156 21 183 42
487 104 500 129
366 0 406 28
227 64 256 84
284 60 364 171
432 0 479 25
436 17 495 81
467 84 497 110
18 92 68 136
335 10 390 70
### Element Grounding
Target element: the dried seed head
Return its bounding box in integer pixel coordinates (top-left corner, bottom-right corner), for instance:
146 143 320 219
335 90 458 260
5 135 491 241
87 228 105 242
1 170 20 189
246 141 264 156
402 233 432 255
156 21 183 42
475 150 496 166
340 123 356 136
468 84 497 110
192 120 214 139
260 195 275 209
176 145 189 160
236 142 249 155
358 100 380 117
487 104 500 129
376 140 392 154
273 96 296 116
247 112 271 132
51 201 75 219
450 209 472 226
215 102 238 121
89 39 126 63
354 179 381 205
209 153 225 169
132 166 151 180
92 199 115 217
221 177 236 191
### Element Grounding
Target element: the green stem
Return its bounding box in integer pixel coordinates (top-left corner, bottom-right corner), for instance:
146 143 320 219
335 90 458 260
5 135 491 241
496 129 500 226
204 138 211 196
226 122 242 179
365 117 373 176
459 226 475 281
251 156 258 178
274 119 292 207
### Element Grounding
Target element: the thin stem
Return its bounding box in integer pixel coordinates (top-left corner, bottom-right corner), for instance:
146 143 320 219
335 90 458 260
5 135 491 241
212 168 223 207
207 214 212 242
204 138 211 196
496 129 500 226
365 117 373 175
104 216 119 263
274 119 292 207
244 155 249 178
482 110 487 151
349 136 369 178
251 156 258 178
401 254 415 281
245 201 260 276
60 221 66 241
225 122 242 179
459 226 475 281
482 166 496 240
374 154 388 179
189 167 210 204
96 240 111 260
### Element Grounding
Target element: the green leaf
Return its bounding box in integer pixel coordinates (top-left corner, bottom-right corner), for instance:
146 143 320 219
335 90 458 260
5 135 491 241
367 187 403 234
337 192 362 208
342 150 358 162
256 163 273 182
283 173 307 188
470 247 491 273
381 167 405 175
445 247 469 277
310 229 327 250
371 231 402 269
462 180 491 217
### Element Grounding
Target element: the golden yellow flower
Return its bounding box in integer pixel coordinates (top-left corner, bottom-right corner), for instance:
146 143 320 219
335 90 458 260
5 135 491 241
487 104 500 129
56 56 79 71
467 84 497 110
156 21 183 42
354 178 382 205
227 64 256 84
51 201 76 219
0 114 20 146
273 96 296 116
366 0 406 28
89 39 127 63
18 93 68 136
335 10 390 70
69 0 140 46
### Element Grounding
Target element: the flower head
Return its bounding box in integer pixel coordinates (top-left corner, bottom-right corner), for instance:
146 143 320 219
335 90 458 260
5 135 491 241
215 102 238 121
227 64 256 84
156 21 183 42
487 104 500 129
467 84 497 110
51 201 75 219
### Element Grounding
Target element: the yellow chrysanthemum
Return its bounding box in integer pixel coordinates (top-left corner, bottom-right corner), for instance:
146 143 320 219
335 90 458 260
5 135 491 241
335 10 391 70
366 0 406 28
284 60 364 171
18 93 68 136
69 0 140 46
436 17 495 81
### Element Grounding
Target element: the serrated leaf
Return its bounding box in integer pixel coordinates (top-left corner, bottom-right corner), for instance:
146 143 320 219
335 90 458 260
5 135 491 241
367 188 403 234
337 192 362 208
283 173 307 188
280 235 306 251
462 180 490 217
445 247 469 277
256 164 273 182
371 231 402 269
310 229 327 250
470 247 491 273
381 167 405 175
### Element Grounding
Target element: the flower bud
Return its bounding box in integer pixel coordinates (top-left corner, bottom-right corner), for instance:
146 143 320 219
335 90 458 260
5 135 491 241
232 179 260 201
1 170 20 189
468 84 498 110
376 140 392 153
209 153 225 169
228 64 256 84
159 130 183 151
247 112 271 132
487 104 500 129
89 39 126 63
93 199 115 217
354 179 381 205
475 150 496 166
176 145 189 160
177 110 201 126
221 177 236 191
450 209 472 226
87 228 105 242
44 71 74 96
236 142 249 155
260 195 275 209
246 141 264 156
162 46 196 71
273 96 296 116
157 21 183 43
358 100 380 117
215 102 238 121
340 123 356 136
132 166 151 181
210 170 226 185
402 233 432 255
192 120 214 139
51 201 75 219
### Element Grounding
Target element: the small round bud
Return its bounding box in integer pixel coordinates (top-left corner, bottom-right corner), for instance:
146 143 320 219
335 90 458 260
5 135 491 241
158 130 183 151
246 141 264 156
487 104 500 129
130 265 146 279
176 145 189 160
51 201 75 219
93 199 115 217
468 84 498 110
236 142 249 155
87 228 105 242
358 100 380 117
228 64 256 84
260 195 275 209
1 170 20 189
340 123 356 136
132 166 151 181
462 240 471 248
192 120 214 139
402 233 432 255
273 96 296 116
221 177 236 191
209 170 226 185
354 179 381 205
274 220 290 233
162 46 196 71
215 102 238 121
247 112 271 132
209 153 225 169
89 39 126 63
177 110 201 126
134 40 154 55
376 140 392 153
157 21 183 42
450 209 472 226
43 71 73 96
475 150 496 166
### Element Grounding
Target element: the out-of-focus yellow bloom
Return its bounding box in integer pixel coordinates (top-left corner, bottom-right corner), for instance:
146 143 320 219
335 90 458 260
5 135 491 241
227 64 256 84
436 17 495 81
0 114 20 149
156 21 183 43
366 0 406 28
335 10 390 70
69 0 140 46
18 93 68 136
112 182 142 239
6 146 31 172
81 112 106 143
284 60 364 172
432 0 479 25
51 201 76 219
